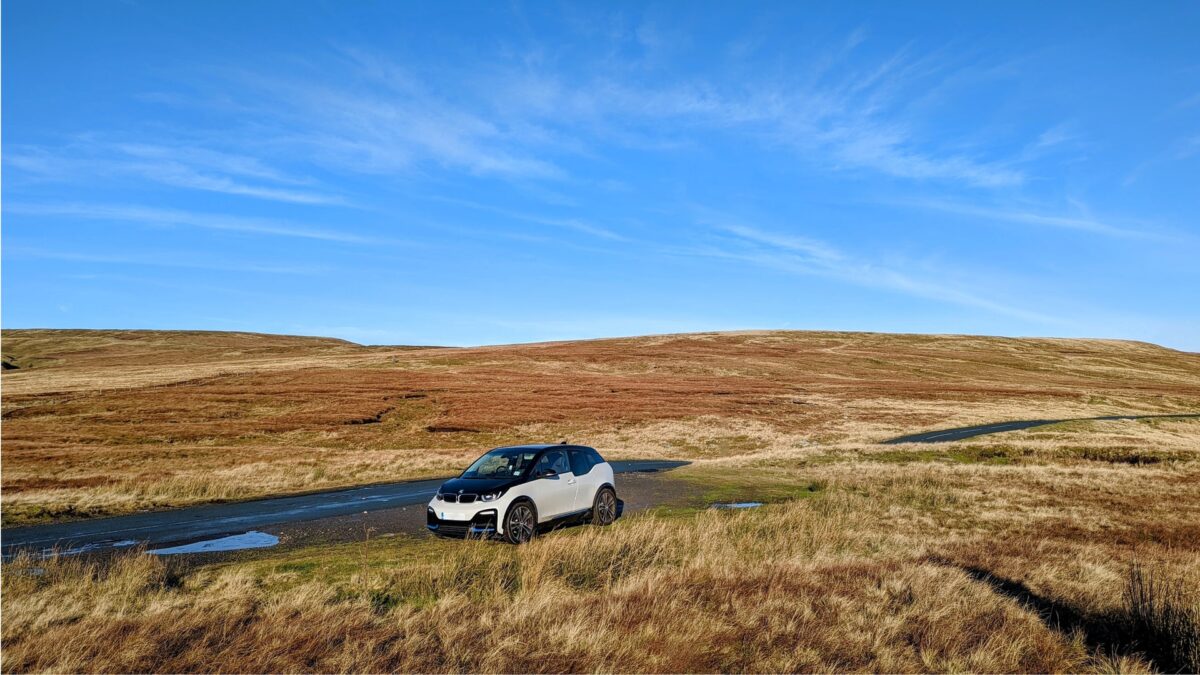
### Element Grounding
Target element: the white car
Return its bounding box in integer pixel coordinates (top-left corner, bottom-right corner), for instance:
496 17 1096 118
426 443 618 544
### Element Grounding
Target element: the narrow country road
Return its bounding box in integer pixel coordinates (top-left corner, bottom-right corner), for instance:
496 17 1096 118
1 460 688 556
883 413 1200 444
10 412 1198 555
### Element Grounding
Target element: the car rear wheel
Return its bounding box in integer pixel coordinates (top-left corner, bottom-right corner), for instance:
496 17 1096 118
504 501 537 544
592 487 617 526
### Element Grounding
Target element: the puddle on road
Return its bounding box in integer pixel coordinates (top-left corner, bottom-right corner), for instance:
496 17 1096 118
2 539 141 561
55 539 140 556
148 531 279 555
711 502 764 509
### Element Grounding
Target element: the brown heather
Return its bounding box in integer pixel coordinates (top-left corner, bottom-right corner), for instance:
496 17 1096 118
3 328 1199 524
2 329 1199 672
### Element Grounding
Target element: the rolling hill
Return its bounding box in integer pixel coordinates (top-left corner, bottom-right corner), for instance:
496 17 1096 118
3 328 1199 524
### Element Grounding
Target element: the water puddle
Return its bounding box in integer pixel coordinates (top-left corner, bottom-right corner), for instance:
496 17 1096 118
2 539 142 561
148 531 279 555
55 539 140 556
711 502 764 509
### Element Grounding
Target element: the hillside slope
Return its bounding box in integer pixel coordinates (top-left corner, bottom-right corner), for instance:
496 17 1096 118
0 329 396 393
3 328 1198 524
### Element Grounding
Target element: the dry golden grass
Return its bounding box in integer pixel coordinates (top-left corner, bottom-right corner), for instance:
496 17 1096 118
3 328 1199 524
3 329 1197 672
4 454 1198 673
0 329 381 393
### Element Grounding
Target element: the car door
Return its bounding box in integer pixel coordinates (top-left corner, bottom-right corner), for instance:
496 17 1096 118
568 448 600 511
529 449 577 520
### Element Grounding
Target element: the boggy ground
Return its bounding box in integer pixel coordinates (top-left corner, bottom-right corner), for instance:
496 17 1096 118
3 328 1199 525
3 453 1198 673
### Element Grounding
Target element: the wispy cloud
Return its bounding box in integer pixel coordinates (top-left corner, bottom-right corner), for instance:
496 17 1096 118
8 37 1044 203
687 216 1058 324
115 39 1035 193
225 49 567 182
430 196 628 241
4 142 343 205
1122 132 1200 186
4 246 326 275
1173 91 1200 111
5 203 385 244
825 124 1025 187
1028 123 1080 153
705 223 843 262
898 198 1166 240
1174 134 1200 160
474 45 1029 189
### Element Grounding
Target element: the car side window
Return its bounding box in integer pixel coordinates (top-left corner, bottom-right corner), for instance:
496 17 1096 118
535 450 570 476
551 450 571 474
586 448 605 467
568 448 591 476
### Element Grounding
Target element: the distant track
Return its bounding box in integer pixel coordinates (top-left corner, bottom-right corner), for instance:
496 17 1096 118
883 413 1200 444
0 460 688 556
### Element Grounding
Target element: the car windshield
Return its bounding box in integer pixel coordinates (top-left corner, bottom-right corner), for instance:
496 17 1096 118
461 448 539 479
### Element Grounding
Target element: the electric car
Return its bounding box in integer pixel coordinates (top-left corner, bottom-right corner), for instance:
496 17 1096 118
426 444 617 544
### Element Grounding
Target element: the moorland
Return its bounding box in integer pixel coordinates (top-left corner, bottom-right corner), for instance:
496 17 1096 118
2 328 1199 672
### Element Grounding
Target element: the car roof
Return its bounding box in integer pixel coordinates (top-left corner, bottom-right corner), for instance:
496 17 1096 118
491 443 594 452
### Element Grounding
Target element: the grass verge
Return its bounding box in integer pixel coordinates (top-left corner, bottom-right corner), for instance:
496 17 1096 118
6 461 1197 673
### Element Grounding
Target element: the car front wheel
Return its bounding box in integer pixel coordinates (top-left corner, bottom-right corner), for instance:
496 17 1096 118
591 487 617 526
504 501 537 544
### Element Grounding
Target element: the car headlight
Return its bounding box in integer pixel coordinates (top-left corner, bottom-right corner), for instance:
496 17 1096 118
435 493 444 501
480 489 505 502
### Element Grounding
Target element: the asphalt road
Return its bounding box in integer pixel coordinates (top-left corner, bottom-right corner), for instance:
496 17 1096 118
0 460 688 556
883 413 1200 444
13 412 1197 554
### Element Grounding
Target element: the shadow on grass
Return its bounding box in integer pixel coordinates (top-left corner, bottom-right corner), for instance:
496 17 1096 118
529 498 626 538
931 556 1197 673
956 564 1126 652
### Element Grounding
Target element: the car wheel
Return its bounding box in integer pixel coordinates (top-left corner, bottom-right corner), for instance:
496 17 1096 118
592 487 617 526
504 500 537 544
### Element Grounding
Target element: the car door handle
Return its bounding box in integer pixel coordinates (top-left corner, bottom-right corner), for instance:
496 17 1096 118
567 479 577 485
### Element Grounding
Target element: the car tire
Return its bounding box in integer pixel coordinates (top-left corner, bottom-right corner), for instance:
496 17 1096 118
591 487 617 526
504 500 538 544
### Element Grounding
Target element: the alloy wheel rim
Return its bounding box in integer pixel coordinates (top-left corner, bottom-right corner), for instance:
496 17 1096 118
599 491 615 523
510 504 534 541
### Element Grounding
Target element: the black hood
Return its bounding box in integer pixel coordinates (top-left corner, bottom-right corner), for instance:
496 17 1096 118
438 475 525 494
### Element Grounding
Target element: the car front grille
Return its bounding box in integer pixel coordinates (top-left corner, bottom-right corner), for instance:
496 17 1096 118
428 508 496 539
436 523 470 537
438 493 477 503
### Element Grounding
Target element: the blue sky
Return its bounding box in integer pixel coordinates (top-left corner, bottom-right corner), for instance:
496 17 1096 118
3 1 1199 349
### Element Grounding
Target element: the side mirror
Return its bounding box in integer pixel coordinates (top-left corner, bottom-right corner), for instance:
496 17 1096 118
538 468 558 479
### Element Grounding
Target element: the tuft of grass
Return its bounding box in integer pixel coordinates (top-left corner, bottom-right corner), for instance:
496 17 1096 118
1124 562 1200 673
1072 447 1189 465
865 445 1024 465
667 433 768 457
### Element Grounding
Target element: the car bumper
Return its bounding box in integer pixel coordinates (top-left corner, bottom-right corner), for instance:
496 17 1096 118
426 505 500 538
